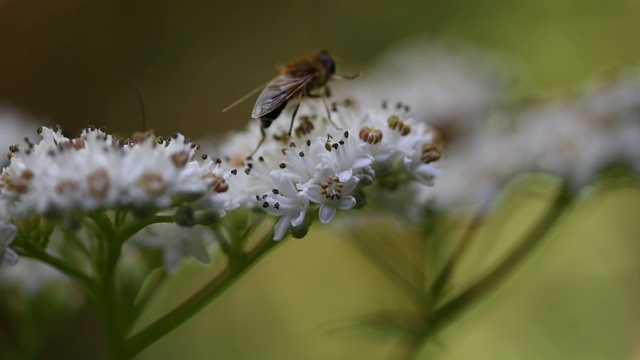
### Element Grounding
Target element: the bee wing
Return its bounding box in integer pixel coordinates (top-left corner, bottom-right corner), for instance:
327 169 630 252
251 74 315 118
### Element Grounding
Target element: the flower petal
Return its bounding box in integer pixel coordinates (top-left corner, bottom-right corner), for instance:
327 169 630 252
318 204 337 224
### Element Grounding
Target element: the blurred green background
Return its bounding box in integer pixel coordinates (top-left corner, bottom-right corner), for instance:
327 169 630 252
1 0 640 136
2 0 640 359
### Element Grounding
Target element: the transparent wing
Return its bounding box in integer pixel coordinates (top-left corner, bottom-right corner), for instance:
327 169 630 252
251 74 315 118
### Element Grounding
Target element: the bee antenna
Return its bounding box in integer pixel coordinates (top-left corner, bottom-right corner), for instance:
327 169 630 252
222 79 274 113
121 77 149 132
331 72 362 81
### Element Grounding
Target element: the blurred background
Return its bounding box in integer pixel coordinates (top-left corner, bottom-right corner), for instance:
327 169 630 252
1 0 640 136
2 0 640 359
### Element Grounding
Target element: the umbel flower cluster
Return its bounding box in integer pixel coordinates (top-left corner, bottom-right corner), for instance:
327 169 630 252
0 126 237 268
0 102 443 266
214 100 442 240
1 126 235 217
0 101 443 359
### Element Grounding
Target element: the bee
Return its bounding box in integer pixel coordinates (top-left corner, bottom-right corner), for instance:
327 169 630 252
223 50 360 156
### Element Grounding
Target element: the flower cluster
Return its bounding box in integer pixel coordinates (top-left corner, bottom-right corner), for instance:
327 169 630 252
0 126 236 219
0 126 238 268
213 101 442 240
335 38 511 139
423 71 640 209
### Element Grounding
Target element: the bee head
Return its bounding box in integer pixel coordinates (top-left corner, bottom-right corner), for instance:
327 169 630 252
318 50 336 76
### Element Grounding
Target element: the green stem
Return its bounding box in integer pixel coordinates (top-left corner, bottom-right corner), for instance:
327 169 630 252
16 243 93 290
118 215 173 241
409 184 571 357
347 236 427 312
123 229 280 359
93 212 172 359
428 213 482 309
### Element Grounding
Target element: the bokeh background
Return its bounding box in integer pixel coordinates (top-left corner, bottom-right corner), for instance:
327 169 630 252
2 0 640 135
1 0 640 359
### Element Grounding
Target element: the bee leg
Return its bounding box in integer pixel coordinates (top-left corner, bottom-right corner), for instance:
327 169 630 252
287 93 303 137
307 87 340 129
249 120 269 159
322 94 342 130
324 86 331 98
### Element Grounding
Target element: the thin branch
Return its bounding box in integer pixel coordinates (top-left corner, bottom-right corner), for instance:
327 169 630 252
425 184 571 339
428 213 483 308
123 229 279 359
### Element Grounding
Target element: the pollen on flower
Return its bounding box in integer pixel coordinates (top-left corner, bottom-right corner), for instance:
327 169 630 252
3 170 32 194
131 130 155 144
202 173 229 193
295 116 315 137
273 131 291 144
139 172 167 195
359 127 383 144
87 169 110 198
55 180 79 195
421 143 442 164
72 138 86 150
171 151 190 168
387 115 412 136
321 175 344 200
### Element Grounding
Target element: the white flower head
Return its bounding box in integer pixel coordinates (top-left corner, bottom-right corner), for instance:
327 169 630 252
333 38 511 140
420 71 640 210
213 99 443 237
259 173 309 240
0 126 237 220
304 166 359 224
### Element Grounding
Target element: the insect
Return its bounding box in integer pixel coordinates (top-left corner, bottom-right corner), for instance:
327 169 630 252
223 50 360 156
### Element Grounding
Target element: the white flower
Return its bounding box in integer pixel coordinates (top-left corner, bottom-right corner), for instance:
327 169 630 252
317 131 374 183
421 71 640 210
304 166 359 224
334 38 510 140
0 127 236 219
132 223 214 273
0 223 18 266
211 100 443 237
259 173 309 240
